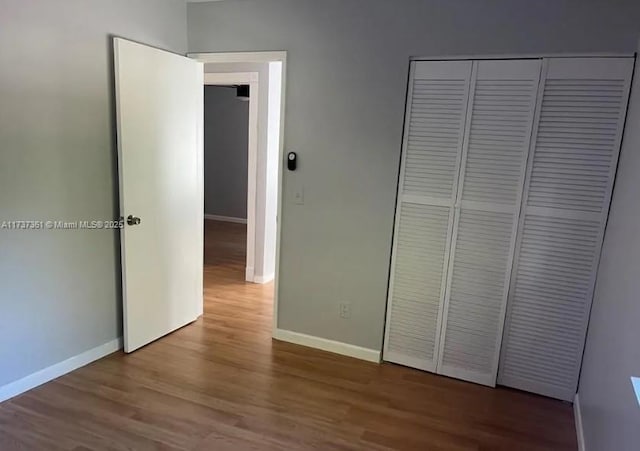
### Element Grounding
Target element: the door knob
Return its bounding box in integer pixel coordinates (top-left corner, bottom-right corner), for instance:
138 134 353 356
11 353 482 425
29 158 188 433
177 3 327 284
127 215 141 226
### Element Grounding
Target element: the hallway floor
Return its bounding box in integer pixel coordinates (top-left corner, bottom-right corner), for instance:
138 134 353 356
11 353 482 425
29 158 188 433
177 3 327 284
0 220 577 450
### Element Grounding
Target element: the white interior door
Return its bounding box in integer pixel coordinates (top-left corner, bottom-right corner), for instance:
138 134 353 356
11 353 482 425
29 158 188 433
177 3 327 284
114 38 204 353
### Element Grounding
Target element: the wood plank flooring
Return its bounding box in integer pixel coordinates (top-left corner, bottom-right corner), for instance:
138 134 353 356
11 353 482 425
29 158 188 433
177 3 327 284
0 220 577 450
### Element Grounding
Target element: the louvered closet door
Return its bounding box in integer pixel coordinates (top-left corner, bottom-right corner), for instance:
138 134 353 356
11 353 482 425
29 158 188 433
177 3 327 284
498 58 634 401
437 60 542 386
383 61 472 371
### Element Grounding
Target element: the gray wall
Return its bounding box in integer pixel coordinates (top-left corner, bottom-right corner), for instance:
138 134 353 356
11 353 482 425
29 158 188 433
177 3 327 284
577 46 640 450
188 0 640 351
0 0 187 387
204 86 249 219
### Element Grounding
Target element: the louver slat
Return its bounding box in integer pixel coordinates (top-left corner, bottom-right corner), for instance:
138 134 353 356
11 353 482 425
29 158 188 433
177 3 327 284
498 58 633 401
438 59 541 386
386 203 451 365
384 61 472 371
403 78 470 199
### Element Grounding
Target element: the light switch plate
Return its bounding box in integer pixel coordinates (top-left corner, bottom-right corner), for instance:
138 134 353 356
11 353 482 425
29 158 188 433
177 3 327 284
293 183 304 205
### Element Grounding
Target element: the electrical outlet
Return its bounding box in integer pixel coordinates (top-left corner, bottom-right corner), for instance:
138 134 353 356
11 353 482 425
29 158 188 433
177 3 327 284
339 302 351 319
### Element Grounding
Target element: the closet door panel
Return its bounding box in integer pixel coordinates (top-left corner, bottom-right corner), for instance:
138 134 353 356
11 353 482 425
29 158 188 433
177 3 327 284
498 57 634 401
404 61 473 201
440 209 515 383
386 203 452 368
460 61 542 206
384 61 472 371
438 59 541 385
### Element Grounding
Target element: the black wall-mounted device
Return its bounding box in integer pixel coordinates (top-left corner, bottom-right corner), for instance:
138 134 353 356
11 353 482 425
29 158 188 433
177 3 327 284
287 152 297 171
236 85 249 100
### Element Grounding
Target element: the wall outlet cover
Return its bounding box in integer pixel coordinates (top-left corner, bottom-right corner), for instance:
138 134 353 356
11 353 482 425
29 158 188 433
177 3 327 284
340 302 351 319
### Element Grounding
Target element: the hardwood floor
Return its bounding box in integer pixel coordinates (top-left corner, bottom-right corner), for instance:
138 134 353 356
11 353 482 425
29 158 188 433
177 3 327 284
0 220 577 450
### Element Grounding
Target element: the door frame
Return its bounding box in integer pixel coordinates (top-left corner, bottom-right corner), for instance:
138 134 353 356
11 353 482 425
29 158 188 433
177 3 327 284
203 71 260 284
191 51 287 334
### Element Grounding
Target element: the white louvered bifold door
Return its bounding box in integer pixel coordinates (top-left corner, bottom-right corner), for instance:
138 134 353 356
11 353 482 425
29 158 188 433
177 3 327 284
437 60 542 386
383 61 472 371
498 58 634 401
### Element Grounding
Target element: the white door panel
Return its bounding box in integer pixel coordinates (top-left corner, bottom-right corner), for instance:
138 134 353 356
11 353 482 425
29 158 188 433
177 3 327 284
498 57 634 400
383 56 633 397
437 59 542 386
114 38 204 352
383 60 472 371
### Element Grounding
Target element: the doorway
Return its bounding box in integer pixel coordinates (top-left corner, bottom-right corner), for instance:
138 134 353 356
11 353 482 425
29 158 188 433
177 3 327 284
202 82 252 294
202 72 259 286
194 53 286 334
115 42 287 352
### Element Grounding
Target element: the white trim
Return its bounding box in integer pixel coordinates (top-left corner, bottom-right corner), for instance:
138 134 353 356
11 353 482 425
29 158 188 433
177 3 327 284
574 394 586 451
254 273 274 284
189 51 287 64
272 56 287 335
411 52 634 62
192 51 287 334
204 72 257 84
274 329 381 363
204 214 247 224
245 265 254 282
0 338 122 404
245 76 259 283
196 67 205 318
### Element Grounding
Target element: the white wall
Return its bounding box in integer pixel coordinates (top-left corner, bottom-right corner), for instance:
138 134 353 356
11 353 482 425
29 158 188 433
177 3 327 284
187 0 640 351
577 43 640 451
0 0 187 387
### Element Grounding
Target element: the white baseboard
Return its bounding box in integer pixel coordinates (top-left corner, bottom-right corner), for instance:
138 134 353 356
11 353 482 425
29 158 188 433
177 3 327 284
574 393 586 451
273 329 381 363
245 265 254 282
0 337 123 404
253 273 274 284
204 214 247 224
